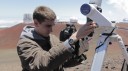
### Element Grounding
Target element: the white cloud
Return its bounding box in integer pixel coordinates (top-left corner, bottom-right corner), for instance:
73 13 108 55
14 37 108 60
56 16 87 24
103 10 114 20
0 19 22 28
107 0 128 15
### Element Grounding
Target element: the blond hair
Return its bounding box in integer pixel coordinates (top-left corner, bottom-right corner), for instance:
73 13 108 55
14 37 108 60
33 6 56 23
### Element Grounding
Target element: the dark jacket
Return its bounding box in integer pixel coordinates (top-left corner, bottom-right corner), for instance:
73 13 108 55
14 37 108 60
17 26 73 71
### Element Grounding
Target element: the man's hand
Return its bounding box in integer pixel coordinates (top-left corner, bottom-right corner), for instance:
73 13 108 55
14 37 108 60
70 22 97 41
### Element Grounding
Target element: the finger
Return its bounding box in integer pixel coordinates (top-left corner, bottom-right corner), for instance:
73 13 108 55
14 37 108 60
90 25 97 29
86 28 94 33
85 25 96 31
90 22 96 26
86 22 93 26
90 23 98 28
76 29 94 39
86 22 97 28
91 22 99 28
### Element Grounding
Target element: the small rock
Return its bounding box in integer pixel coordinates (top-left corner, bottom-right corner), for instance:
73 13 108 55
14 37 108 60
111 67 115 69
105 66 108 69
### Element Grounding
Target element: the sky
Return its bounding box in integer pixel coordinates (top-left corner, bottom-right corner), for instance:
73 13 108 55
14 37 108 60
0 0 128 27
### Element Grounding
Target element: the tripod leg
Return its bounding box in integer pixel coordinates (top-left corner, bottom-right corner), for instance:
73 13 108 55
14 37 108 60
121 47 128 71
117 36 128 65
91 35 110 71
121 59 128 71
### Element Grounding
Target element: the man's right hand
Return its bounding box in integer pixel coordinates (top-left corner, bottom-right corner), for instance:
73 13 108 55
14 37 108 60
63 22 97 50
70 22 97 41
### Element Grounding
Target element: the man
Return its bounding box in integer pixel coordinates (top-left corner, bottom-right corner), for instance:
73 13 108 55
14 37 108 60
17 6 97 71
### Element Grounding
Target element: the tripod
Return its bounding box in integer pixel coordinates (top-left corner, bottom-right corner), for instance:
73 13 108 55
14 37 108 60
90 27 128 71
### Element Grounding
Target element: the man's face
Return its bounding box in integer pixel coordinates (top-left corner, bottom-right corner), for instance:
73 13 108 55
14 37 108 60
36 20 55 37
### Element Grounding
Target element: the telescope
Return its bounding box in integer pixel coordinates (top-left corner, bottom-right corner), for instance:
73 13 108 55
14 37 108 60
80 1 128 71
80 4 115 27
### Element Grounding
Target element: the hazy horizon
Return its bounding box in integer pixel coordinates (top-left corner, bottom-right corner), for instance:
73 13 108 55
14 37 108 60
0 0 128 28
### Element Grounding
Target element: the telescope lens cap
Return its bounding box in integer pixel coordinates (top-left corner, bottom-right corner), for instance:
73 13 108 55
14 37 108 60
80 4 91 15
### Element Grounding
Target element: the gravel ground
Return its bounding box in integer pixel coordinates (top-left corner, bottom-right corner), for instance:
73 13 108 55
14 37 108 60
0 49 124 71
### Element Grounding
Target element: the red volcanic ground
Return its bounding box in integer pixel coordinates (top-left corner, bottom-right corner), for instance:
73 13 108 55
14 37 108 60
0 23 127 49
0 22 81 49
0 24 26 49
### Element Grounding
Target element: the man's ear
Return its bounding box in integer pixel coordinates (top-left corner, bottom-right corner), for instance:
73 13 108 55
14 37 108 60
33 19 40 27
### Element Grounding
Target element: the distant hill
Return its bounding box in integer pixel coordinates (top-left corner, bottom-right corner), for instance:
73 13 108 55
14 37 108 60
0 23 81 49
0 24 26 49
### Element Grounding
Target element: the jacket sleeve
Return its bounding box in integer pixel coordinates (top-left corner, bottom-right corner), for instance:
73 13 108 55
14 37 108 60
17 38 73 71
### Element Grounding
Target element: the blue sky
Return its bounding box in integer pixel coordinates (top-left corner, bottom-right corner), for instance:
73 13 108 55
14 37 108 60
0 0 128 27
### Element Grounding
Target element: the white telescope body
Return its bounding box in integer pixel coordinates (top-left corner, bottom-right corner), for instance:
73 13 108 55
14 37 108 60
80 4 115 27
